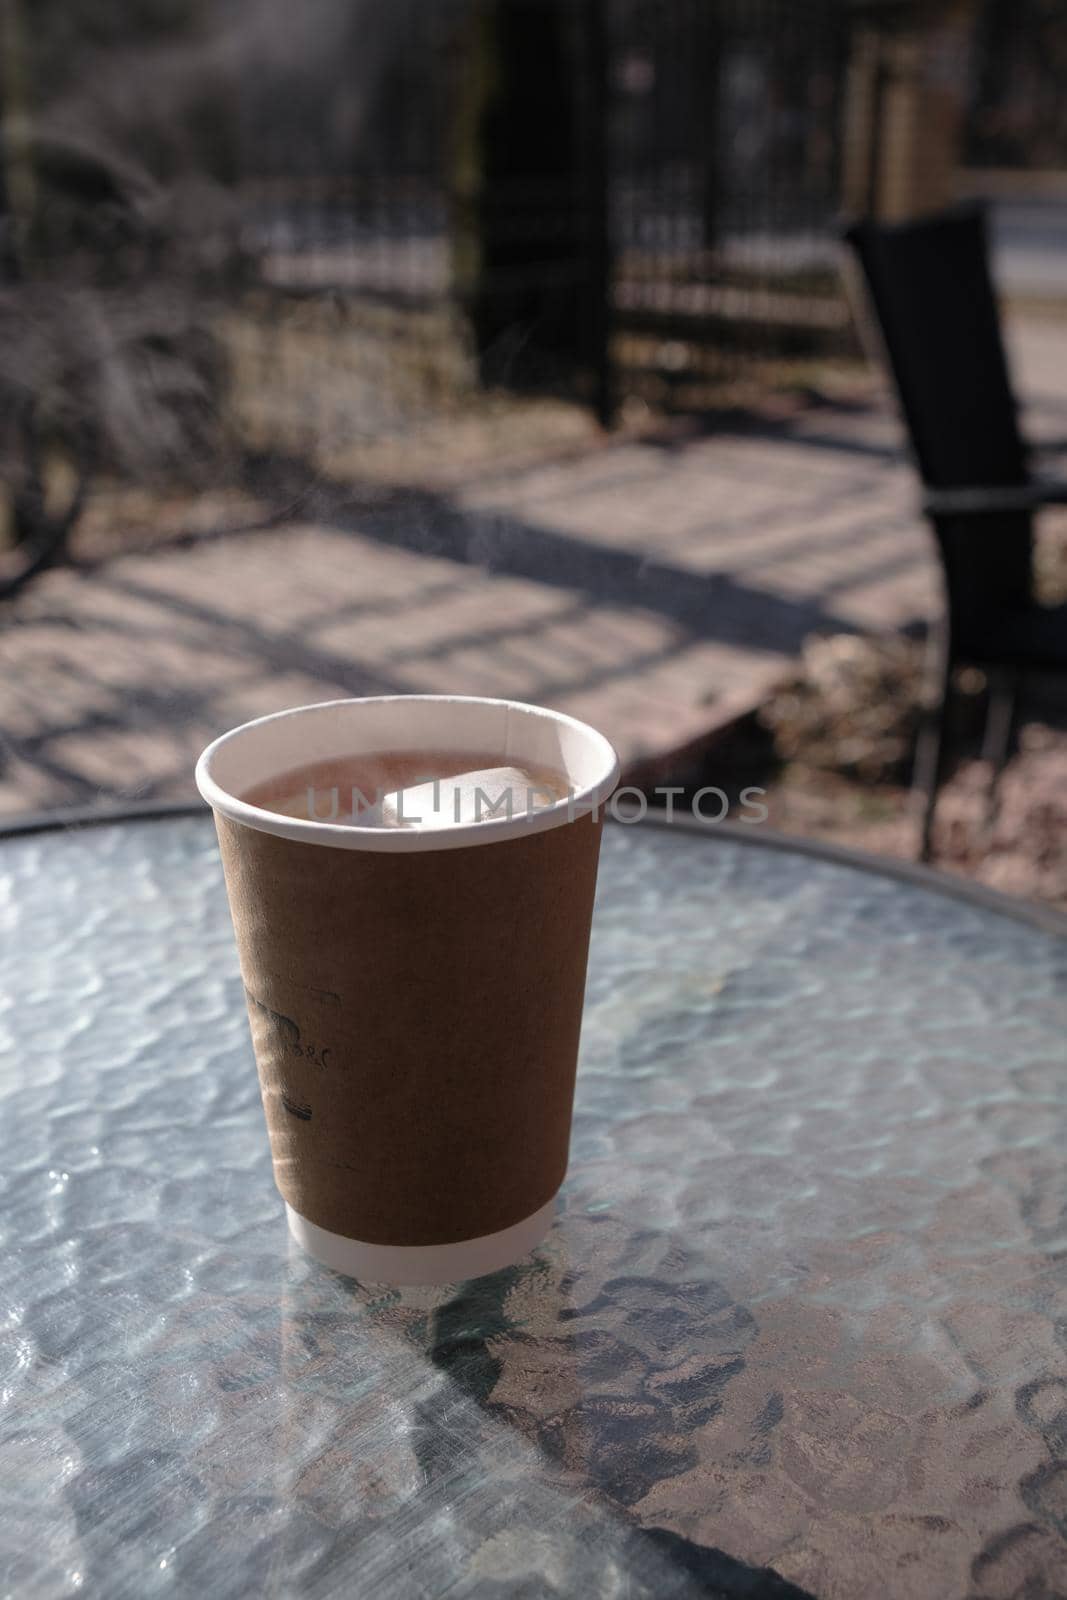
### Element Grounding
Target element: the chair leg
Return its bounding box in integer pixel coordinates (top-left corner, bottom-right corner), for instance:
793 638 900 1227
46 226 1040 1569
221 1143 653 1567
913 638 952 864
914 699 949 863
981 669 1021 836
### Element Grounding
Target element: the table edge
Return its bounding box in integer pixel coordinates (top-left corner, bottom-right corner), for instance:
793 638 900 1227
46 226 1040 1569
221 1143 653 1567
640 807 1067 938
2 799 1064 939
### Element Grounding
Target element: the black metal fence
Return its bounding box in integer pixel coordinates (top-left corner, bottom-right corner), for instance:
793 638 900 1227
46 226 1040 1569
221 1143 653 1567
968 0 1067 169
2 0 856 523
225 0 855 454
608 0 852 414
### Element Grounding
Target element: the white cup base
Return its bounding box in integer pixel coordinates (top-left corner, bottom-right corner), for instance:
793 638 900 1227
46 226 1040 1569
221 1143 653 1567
286 1197 557 1285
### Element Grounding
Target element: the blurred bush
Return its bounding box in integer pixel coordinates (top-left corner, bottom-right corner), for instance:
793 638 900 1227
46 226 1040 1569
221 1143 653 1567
759 633 925 784
0 0 249 591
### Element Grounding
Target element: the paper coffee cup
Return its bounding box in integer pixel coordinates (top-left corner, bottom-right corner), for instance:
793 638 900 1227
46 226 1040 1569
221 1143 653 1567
196 695 619 1285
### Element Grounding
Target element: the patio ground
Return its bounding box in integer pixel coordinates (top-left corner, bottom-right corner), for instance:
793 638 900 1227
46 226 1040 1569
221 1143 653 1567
1 311 1065 901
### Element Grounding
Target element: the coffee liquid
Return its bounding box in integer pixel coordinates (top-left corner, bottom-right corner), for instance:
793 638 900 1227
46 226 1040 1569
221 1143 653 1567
243 750 569 825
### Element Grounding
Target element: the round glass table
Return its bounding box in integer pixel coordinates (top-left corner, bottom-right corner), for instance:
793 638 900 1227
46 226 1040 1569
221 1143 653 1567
1 809 1064 1600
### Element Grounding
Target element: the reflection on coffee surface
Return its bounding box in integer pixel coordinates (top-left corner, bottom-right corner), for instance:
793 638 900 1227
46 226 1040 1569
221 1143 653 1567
242 750 571 827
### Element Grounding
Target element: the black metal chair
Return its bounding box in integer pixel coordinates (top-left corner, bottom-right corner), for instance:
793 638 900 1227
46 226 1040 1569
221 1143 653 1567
843 202 1067 860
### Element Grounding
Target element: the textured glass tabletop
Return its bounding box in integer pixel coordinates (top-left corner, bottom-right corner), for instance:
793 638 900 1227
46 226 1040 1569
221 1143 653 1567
1 814 1065 1600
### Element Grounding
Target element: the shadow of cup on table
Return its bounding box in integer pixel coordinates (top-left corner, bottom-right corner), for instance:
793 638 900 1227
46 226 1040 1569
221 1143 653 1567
270 1222 600 1595
271 1202 808 1599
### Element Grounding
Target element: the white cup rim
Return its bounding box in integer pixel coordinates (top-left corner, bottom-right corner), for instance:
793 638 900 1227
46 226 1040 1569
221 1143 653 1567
195 694 621 853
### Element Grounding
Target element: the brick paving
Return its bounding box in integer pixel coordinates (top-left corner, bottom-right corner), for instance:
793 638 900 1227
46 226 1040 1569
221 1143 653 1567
0 311 1061 817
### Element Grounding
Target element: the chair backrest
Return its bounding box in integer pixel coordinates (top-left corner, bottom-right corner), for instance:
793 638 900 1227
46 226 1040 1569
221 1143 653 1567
843 203 1026 490
844 204 1034 651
